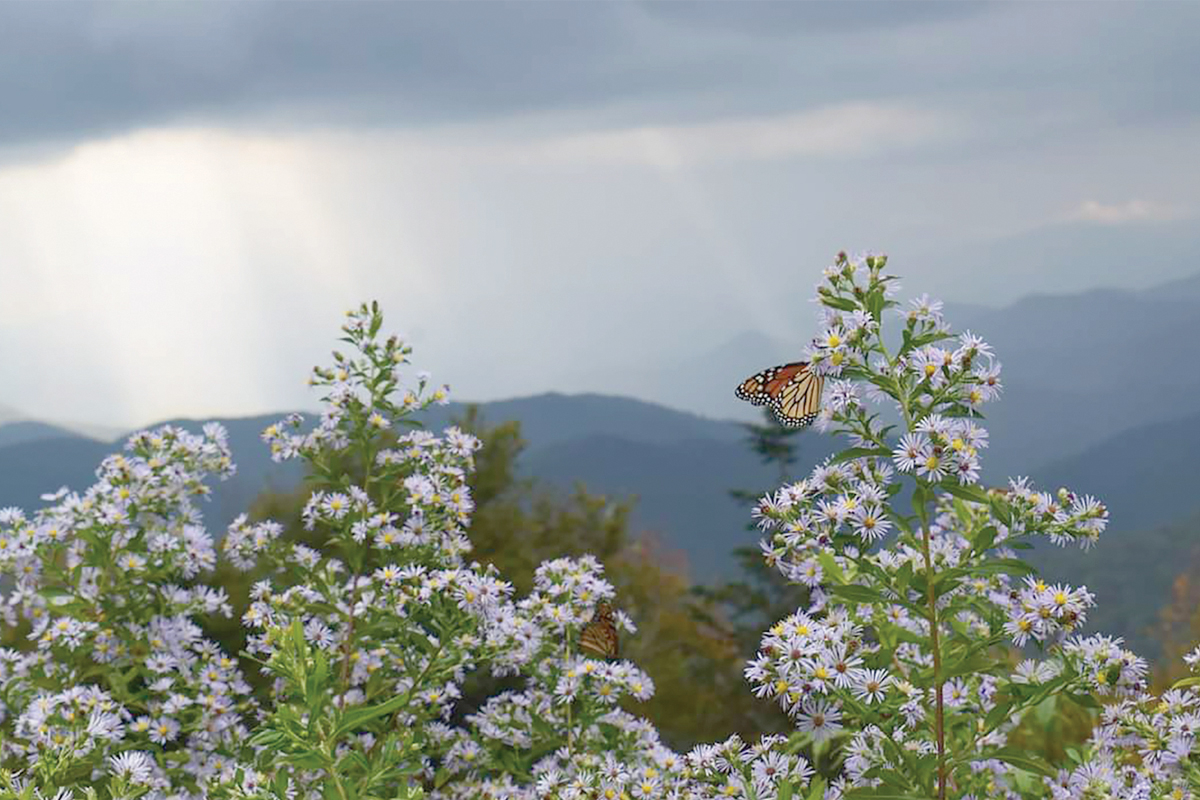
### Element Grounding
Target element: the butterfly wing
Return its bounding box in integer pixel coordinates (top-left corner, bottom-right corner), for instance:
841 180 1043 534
771 367 825 428
735 361 824 427
579 603 619 659
734 362 809 407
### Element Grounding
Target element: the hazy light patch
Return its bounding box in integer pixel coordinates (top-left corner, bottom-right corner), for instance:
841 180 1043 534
0 127 374 427
370 102 963 168
539 103 959 166
1069 199 1193 225
2 106 1198 428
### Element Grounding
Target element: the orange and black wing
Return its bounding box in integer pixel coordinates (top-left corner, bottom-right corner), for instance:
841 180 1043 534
579 602 619 659
735 361 824 427
734 362 809 406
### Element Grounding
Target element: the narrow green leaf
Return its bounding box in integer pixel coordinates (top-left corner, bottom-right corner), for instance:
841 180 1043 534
1065 691 1102 708
831 447 893 465
989 748 1057 779
990 496 1014 526
821 295 858 312
970 558 1036 577
972 525 998 553
983 697 1013 732
939 480 991 505
817 551 846 584
828 584 888 606
332 693 413 739
867 290 886 325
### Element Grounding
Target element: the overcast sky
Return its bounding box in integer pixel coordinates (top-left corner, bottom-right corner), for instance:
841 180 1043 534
1 1 1198 432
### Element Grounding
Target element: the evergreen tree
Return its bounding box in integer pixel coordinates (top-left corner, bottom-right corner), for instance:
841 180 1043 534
690 407 810 735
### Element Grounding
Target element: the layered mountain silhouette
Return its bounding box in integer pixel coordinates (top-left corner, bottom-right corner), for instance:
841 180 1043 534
1 272 1198 659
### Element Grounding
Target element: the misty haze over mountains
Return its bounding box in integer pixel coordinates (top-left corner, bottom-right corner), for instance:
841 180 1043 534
1 272 1198 659
579 268 1200 482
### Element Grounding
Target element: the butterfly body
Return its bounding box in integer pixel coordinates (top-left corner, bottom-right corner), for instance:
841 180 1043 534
579 602 619 659
735 361 824 427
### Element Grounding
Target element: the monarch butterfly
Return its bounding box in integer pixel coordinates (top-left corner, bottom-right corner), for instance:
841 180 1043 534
734 361 824 428
579 602 619 659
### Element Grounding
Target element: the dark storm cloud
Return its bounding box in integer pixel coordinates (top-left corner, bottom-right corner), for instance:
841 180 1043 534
0 1 1197 154
0 2 641 146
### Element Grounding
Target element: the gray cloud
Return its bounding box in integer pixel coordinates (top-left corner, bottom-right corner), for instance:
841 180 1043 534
2 1 1197 157
2 0 1199 430
637 0 994 36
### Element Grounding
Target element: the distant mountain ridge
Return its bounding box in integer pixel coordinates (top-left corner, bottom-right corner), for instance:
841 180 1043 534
0 420 80 449
571 270 1200 485
1023 411 1200 658
2 272 1199 659
0 403 126 444
0 397 798 582
0 414 308 536
411 392 746 448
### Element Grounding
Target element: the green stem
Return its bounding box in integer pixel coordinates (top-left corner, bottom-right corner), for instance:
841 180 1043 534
917 491 947 800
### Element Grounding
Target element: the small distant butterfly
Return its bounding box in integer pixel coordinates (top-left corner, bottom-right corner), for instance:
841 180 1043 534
735 361 825 428
579 602 620 659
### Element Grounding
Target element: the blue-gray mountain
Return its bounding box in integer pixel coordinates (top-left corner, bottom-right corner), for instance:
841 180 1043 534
1 275 1197 660
572 270 1200 483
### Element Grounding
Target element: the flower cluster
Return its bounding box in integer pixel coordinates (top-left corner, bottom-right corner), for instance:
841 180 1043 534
1 267 1197 800
726 252 1194 799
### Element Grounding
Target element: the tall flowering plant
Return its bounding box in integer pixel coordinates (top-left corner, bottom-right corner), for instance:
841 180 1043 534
0 261 1197 800
0 303 698 800
0 303 527 799
728 252 1200 799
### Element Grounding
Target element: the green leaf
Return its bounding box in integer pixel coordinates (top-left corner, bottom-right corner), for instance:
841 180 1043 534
971 525 999 554
866 289 886 325
337 749 371 777
893 561 914 597
828 584 888 606
983 695 1014 732
970 558 1036 578
1034 694 1057 726
777 778 794 800
989 748 1057 778
806 776 827 800
1065 690 1102 708
1171 676 1200 690
332 692 413 739
911 482 933 523
821 295 858 312
247 729 287 749
831 447 893 465
940 652 994 681
939 480 991 505
990 496 1014 526
817 551 847 585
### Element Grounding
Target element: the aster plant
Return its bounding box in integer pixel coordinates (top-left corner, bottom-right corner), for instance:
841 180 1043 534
733 252 1197 799
1 260 1198 800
